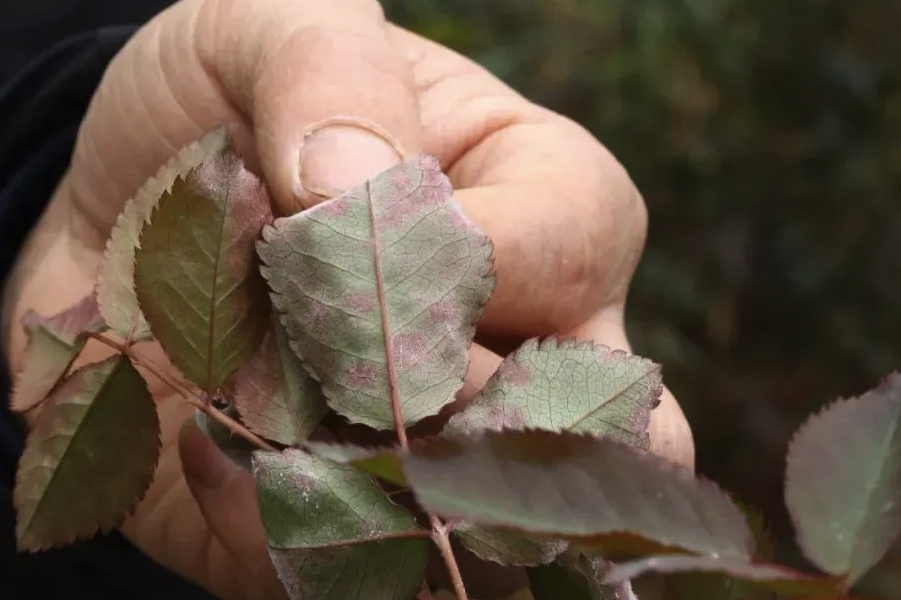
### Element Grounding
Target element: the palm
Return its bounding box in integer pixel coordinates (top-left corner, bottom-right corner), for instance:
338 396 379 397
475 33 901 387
4 3 693 599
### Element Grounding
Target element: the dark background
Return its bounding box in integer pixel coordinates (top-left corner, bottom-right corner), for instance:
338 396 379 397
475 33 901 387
382 0 901 597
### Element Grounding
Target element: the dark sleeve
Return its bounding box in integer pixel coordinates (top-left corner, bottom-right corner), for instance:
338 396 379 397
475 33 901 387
0 8 222 600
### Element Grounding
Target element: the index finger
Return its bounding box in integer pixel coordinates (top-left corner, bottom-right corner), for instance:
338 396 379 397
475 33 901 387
389 27 647 339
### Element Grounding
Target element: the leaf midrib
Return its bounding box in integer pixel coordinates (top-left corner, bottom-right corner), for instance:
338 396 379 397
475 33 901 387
566 362 658 432
22 357 124 541
205 175 233 393
366 179 406 432
844 406 901 578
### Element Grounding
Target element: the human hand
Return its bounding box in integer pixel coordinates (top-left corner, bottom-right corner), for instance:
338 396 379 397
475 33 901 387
2 0 693 598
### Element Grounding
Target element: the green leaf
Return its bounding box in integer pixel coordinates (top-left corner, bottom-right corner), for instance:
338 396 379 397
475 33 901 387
227 319 328 445
446 337 661 448
604 555 844 599
14 355 160 550
134 131 273 391
11 292 107 413
529 562 597 600
98 128 230 343
785 373 901 583
444 337 662 566
257 155 495 430
252 448 429 600
399 429 753 558
737 501 776 562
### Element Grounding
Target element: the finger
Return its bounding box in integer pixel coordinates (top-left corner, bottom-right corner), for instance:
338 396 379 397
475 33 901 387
69 0 422 240
178 419 289 600
390 27 647 338
193 0 423 215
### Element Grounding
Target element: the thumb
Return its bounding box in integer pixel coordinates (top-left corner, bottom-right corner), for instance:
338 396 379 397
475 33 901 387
193 0 421 214
178 417 287 599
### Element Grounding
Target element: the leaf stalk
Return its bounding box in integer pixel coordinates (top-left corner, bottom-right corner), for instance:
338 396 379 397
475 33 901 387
84 331 276 452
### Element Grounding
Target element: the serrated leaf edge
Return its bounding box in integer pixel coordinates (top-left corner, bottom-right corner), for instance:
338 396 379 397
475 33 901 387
783 372 901 580
403 428 755 558
97 127 230 341
13 356 161 552
258 155 497 429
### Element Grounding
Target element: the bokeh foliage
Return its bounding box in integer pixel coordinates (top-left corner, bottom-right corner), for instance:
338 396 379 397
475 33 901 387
383 0 901 596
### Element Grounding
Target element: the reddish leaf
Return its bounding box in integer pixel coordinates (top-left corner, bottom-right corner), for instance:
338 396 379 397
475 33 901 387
453 520 568 567
605 556 844 599
10 292 107 413
98 128 230 342
443 337 661 566
446 337 661 449
401 430 753 558
134 131 273 391
14 356 160 550
228 320 328 445
785 373 901 583
257 155 495 430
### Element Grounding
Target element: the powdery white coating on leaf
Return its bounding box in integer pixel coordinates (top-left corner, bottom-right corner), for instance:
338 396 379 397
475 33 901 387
443 337 663 565
10 291 107 412
257 155 495 430
228 320 328 446
785 372 901 583
268 541 428 600
98 128 230 342
251 448 423 549
251 448 428 600
133 132 273 391
446 337 662 449
14 356 160 551
403 429 754 559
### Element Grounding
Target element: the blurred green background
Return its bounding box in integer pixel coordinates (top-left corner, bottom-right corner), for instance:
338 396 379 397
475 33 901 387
382 0 901 596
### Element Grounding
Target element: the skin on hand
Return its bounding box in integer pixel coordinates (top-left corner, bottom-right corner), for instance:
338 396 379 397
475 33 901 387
1 0 694 598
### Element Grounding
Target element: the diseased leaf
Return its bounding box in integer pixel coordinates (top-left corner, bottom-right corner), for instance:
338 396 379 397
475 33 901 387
785 373 901 583
134 132 273 391
444 337 661 565
227 319 328 446
258 155 495 430
604 555 843 599
453 520 567 567
400 430 753 559
98 128 230 342
446 337 661 448
14 356 160 550
252 448 429 600
11 292 107 412
305 440 407 484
